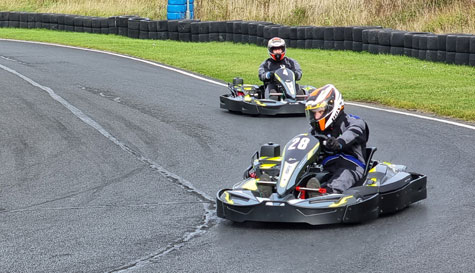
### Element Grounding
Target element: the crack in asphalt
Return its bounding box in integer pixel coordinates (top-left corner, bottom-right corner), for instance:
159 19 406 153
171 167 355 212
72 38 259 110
0 62 218 272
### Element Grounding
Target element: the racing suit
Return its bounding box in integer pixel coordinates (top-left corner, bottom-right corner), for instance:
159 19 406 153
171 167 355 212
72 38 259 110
258 57 302 98
312 111 369 193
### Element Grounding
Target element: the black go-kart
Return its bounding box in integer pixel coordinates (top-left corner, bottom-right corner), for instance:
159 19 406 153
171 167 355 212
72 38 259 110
216 133 427 225
219 67 316 115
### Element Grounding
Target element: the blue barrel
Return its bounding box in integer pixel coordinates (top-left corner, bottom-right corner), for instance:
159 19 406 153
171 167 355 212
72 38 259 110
167 0 194 20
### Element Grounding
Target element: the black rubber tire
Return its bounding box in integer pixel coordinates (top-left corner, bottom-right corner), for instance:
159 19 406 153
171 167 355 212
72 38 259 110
190 22 199 34
139 31 149 39
158 32 169 40
65 25 75 32
191 34 199 42
437 34 447 51
334 27 345 41
367 29 380 44
271 26 280 38
100 27 109 34
157 20 168 31
232 34 242 43
344 27 354 41
118 27 128 36
390 31 406 47
368 44 379 54
313 40 324 49
289 39 298 48
297 27 306 40
169 32 179 41
426 50 438 61
278 26 290 39
324 27 334 41
139 20 149 31
445 52 456 64
377 30 391 46
263 25 273 39
427 35 438 50
217 21 226 33
19 12 28 22
149 32 158 39
435 50 445 62
390 46 404 55
240 21 249 34
178 20 191 33
344 41 353 50
179 32 191 42
128 29 139 38
455 52 469 65
305 40 313 49
305 26 313 39
446 34 458 52
233 21 242 34
313 27 325 40
256 24 265 37
362 29 370 43
297 40 305 48
418 50 427 60
128 18 140 30
469 54 475 66
241 34 249 44
199 21 209 34
289 27 298 40
225 33 233 42
248 22 258 35
418 34 428 50
324 40 334 50
168 20 179 32
249 35 257 44
362 44 369 52
257 37 265 46
456 35 471 53
208 21 219 33
352 41 363 52
8 11 19 21
334 41 345 50
470 36 475 53
208 33 218 41
92 17 101 28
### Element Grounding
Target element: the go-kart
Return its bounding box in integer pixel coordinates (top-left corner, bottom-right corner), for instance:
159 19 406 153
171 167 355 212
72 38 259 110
216 133 427 225
219 67 315 115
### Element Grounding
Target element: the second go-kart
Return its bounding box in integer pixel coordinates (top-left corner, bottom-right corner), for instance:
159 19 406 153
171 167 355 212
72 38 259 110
216 133 427 225
219 67 315 115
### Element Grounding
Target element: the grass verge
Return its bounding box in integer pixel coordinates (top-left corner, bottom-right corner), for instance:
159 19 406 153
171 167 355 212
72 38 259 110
0 28 474 122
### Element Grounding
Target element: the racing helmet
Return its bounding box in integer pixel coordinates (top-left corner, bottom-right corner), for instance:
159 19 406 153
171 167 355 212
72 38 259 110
305 84 344 131
267 37 286 61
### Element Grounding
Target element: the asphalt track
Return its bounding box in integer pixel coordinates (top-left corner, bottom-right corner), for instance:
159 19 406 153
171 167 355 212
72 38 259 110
1 40 474 273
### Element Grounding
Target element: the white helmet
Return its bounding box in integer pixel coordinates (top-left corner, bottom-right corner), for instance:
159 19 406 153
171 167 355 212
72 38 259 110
305 84 345 131
267 37 286 61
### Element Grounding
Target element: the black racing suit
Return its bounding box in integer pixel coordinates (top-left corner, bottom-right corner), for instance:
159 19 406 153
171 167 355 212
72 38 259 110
258 57 302 98
311 111 369 193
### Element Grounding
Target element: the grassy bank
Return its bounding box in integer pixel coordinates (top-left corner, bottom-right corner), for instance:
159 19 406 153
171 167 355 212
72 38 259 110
0 28 474 122
0 0 474 34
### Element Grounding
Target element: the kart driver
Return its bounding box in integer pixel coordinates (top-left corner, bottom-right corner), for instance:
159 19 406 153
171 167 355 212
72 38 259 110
304 84 369 197
258 37 303 98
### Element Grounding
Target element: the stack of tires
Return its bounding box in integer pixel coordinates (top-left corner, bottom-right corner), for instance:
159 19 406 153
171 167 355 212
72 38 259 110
167 0 194 20
1 10 474 66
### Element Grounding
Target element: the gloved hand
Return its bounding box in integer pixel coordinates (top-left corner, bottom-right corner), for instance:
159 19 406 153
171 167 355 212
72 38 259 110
324 137 342 152
265 71 274 80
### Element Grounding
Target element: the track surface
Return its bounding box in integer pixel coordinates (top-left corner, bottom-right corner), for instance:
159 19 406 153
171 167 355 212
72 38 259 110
1 40 474 273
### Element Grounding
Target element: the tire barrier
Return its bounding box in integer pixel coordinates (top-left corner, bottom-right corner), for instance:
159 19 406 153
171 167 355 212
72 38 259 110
0 11 473 67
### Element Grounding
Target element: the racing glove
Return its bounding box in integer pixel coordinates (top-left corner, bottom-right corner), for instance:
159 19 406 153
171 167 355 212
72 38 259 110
324 137 343 152
265 71 274 80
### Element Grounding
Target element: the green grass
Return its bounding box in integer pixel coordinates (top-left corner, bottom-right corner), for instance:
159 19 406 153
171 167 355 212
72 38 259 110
1 28 474 121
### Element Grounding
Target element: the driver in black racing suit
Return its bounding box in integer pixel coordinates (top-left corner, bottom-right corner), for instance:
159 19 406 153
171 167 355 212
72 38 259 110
258 37 302 99
304 84 369 196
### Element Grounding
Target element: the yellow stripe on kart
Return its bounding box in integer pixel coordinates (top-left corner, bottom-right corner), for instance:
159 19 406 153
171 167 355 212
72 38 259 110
329 195 354 208
241 179 258 191
256 100 266 106
224 191 234 205
260 163 277 169
266 156 282 161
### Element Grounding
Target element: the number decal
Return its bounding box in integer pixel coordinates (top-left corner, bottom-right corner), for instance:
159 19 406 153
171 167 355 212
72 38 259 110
288 138 300 150
288 137 310 150
297 137 310 150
